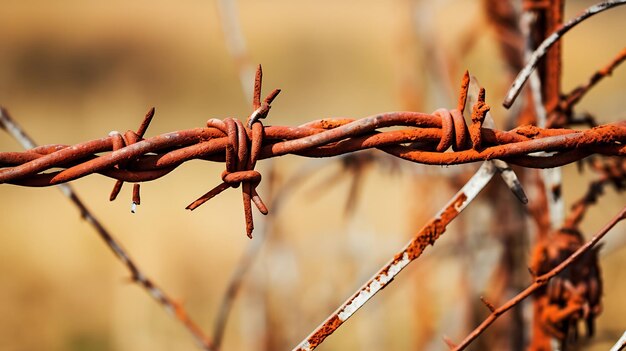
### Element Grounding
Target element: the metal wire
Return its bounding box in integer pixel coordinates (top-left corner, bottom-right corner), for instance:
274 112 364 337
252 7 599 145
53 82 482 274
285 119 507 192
1 71 625 238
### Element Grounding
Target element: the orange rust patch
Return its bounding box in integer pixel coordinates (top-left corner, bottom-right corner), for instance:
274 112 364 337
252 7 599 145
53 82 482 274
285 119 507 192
588 124 622 144
457 70 471 113
470 88 490 149
307 315 342 349
515 124 542 138
319 119 353 129
404 193 467 261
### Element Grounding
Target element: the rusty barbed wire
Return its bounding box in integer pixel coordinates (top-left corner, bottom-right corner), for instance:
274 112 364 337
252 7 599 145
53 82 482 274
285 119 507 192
1 62 625 350
1 66 625 238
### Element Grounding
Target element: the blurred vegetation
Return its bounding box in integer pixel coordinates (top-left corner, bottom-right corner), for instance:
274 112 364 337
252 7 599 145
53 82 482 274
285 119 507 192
0 1 624 350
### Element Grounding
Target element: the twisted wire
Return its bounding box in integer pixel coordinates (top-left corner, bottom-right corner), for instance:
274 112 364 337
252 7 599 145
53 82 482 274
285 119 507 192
1 68 625 237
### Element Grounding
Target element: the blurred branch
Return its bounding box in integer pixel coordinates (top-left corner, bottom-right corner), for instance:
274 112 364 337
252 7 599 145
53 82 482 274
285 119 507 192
0 108 214 350
504 0 626 108
451 204 626 350
565 157 626 229
216 0 256 102
211 160 318 349
482 0 524 74
549 46 626 127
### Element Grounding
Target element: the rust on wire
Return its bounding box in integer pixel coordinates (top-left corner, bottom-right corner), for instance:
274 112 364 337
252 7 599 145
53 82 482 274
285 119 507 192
186 65 278 238
1 67 626 237
1 0 625 349
108 107 155 213
525 156 626 349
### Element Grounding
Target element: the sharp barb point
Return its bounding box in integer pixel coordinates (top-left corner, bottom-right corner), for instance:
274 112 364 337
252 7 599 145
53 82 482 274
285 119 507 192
480 296 496 312
442 335 457 349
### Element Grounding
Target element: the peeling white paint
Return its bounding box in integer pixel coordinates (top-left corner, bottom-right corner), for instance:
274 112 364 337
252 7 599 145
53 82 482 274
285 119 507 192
293 162 498 351
338 253 410 321
162 302 175 317
0 111 37 149
248 108 263 127
295 341 311 351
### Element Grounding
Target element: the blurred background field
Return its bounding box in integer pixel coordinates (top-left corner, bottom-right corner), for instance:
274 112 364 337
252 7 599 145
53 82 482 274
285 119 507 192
0 1 625 350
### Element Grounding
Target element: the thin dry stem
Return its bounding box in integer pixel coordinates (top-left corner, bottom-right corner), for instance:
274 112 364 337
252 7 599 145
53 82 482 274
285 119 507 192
0 108 214 351
451 205 626 350
561 47 626 112
504 0 626 108
216 0 255 103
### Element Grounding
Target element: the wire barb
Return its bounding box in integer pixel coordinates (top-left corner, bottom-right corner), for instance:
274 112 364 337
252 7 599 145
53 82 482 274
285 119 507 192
108 107 155 212
247 65 281 128
1 72 625 239
442 335 458 349
188 66 279 237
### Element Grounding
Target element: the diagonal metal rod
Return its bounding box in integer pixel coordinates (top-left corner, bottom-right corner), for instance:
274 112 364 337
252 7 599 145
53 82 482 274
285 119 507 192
292 161 498 351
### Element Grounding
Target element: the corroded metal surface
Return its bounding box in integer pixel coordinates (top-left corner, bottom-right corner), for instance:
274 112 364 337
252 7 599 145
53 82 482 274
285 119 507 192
1 68 624 239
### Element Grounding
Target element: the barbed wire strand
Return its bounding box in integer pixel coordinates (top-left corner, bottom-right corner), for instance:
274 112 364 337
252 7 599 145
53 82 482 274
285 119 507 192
0 108 214 351
1 89 625 238
0 1 624 350
1 112 624 183
503 0 626 108
449 204 626 350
